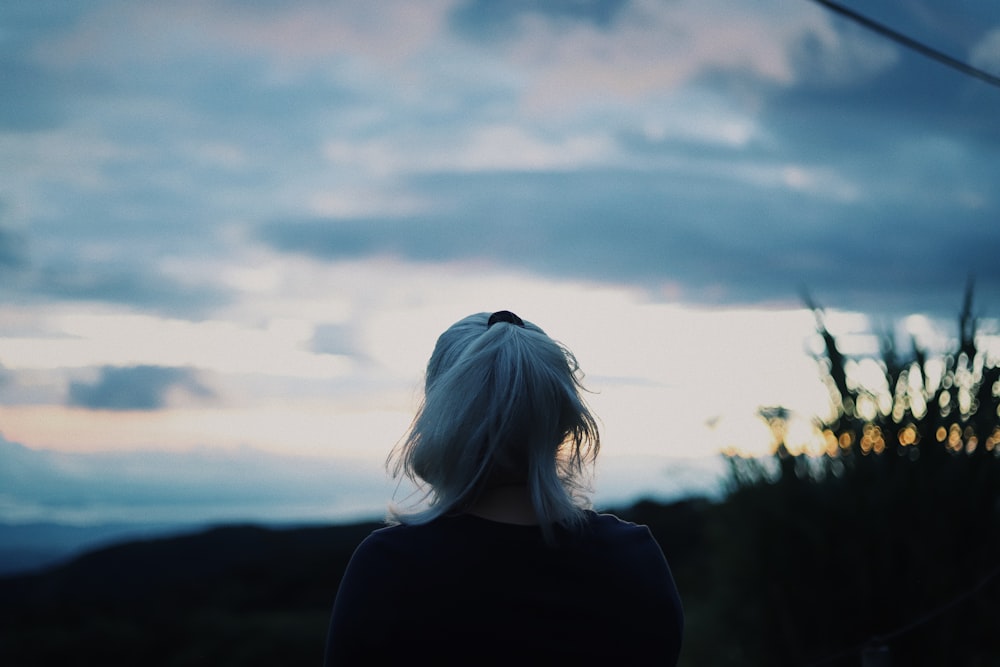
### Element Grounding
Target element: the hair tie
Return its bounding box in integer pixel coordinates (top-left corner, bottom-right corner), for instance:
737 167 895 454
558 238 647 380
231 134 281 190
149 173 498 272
487 310 524 328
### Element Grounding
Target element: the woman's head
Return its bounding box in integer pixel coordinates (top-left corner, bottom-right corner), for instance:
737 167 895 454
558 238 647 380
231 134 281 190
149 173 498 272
390 310 600 532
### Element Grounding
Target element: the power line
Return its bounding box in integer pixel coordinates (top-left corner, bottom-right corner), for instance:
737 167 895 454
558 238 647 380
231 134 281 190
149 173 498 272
809 0 1000 88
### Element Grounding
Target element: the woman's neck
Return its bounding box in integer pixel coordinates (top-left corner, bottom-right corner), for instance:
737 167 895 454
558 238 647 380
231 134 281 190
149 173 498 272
466 485 538 525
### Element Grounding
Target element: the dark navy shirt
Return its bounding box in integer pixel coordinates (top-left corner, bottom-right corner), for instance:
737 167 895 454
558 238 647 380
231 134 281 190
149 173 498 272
325 511 683 666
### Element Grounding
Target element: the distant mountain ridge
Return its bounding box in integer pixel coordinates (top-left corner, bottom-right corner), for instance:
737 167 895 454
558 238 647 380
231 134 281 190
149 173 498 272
0 521 200 576
0 519 387 666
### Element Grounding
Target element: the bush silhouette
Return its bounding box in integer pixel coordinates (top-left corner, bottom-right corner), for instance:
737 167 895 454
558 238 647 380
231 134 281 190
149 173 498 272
710 283 1000 666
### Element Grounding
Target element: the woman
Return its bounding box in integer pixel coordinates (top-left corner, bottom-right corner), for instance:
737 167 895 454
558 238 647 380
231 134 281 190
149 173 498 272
324 311 683 665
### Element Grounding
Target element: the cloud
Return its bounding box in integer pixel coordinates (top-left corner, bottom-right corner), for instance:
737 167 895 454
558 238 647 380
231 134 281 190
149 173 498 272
786 16 899 87
0 3 90 131
0 435 389 524
0 367 67 407
322 125 617 175
450 0 629 38
970 27 1000 72
29 262 230 318
2 0 1000 326
0 226 27 270
0 58 68 132
0 238 230 318
257 159 1000 316
450 0 829 111
765 8 1000 150
310 323 359 357
67 365 213 411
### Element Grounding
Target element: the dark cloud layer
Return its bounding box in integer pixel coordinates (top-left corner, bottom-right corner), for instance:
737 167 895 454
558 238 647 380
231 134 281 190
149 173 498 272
3 1 1000 322
67 365 213 411
259 165 1000 316
0 226 27 270
33 264 230 318
256 1 1000 317
774 34 1000 148
0 4 88 131
450 0 629 38
0 264 229 319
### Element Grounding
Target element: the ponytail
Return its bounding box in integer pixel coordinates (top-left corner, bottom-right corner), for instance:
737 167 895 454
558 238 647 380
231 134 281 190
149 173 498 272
388 311 600 539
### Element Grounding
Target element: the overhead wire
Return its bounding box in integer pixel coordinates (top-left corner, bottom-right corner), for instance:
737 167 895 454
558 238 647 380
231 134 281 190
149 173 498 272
808 0 1000 88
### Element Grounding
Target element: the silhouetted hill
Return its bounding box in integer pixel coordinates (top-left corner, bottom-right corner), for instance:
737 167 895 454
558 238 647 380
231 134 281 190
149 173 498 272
0 520 383 666
0 521 192 576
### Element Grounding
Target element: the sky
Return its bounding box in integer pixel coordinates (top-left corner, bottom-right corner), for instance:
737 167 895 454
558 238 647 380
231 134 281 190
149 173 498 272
1 0 999 527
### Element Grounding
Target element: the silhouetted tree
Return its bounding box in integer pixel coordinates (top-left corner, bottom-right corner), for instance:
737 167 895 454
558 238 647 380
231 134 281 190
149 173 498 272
709 283 1000 666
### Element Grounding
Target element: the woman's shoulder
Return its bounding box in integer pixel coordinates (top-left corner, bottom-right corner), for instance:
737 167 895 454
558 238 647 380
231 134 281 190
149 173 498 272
355 511 659 556
354 515 490 554
582 510 657 542
356 520 434 550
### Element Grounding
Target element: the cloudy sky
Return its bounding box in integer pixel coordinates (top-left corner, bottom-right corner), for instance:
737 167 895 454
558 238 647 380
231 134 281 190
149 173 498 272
1 0 999 526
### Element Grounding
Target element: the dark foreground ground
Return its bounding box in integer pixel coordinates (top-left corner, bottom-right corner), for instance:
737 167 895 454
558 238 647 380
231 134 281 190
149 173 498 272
2 492 997 667
0 499 706 667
